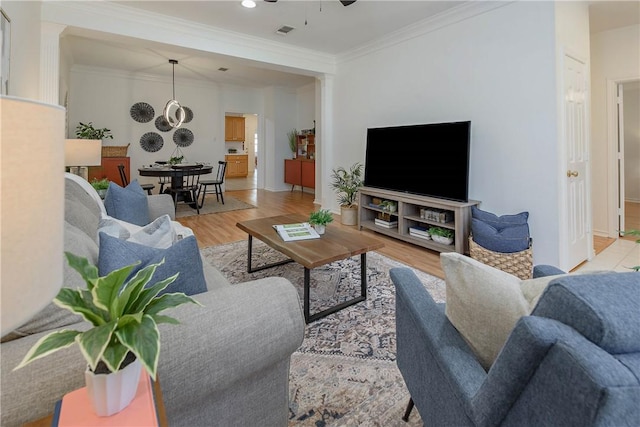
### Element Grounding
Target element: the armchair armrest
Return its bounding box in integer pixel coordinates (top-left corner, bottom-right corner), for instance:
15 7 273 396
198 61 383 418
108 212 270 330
533 264 566 278
390 268 486 425
157 276 305 426
147 194 175 220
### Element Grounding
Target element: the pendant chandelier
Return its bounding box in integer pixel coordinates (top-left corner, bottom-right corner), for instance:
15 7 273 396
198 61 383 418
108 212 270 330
163 59 185 129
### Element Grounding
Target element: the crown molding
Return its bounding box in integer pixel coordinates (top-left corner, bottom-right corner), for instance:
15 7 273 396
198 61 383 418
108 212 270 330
337 1 512 64
42 1 336 76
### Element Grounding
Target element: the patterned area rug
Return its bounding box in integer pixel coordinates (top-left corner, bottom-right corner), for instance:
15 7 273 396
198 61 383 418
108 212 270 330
201 240 446 426
175 196 255 218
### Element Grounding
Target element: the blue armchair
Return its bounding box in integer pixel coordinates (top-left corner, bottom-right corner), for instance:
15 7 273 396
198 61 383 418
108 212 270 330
390 268 640 426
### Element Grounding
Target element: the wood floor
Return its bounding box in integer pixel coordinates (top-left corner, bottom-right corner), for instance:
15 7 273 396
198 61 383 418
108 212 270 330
177 189 630 279
177 188 447 278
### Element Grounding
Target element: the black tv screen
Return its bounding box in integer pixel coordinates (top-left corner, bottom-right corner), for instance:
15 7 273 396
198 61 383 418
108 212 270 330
364 121 471 202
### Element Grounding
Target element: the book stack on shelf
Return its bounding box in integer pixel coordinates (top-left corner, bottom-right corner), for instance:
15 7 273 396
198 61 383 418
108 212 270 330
409 226 431 240
374 217 398 229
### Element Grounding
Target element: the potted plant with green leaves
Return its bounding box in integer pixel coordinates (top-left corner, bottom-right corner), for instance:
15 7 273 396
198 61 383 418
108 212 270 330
14 253 200 416
309 209 334 235
429 226 455 245
90 178 110 198
287 129 298 159
380 200 397 213
75 122 113 140
330 162 364 226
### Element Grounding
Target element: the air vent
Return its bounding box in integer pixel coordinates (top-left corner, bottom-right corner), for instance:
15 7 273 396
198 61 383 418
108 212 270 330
276 25 295 36
218 67 229 72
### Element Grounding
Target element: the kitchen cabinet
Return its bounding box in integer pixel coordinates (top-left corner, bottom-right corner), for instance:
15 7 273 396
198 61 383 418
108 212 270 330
88 157 129 185
284 159 315 191
225 154 248 177
225 116 246 142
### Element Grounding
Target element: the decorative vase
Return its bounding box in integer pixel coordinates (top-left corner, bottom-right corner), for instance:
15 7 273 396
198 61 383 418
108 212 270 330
85 357 142 416
340 206 358 226
432 235 454 245
313 224 326 235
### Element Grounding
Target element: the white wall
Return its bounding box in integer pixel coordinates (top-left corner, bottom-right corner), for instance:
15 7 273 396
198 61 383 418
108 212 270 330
623 86 640 202
296 83 316 132
590 24 640 235
331 2 562 265
2 1 41 99
69 66 225 188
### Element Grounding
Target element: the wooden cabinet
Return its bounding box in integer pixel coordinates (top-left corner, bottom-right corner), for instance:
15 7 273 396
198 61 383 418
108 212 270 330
358 186 480 255
225 116 246 142
225 154 248 177
284 159 315 190
88 157 129 185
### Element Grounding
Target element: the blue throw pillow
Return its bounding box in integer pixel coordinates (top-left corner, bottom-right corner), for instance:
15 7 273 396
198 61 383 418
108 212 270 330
98 233 207 296
471 206 529 231
103 180 150 226
472 218 530 253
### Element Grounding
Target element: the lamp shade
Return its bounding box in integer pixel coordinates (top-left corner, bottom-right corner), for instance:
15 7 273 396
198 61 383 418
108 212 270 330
65 138 102 167
1 96 65 336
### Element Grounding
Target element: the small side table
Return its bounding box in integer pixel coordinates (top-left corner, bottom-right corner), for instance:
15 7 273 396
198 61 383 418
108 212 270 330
22 376 167 427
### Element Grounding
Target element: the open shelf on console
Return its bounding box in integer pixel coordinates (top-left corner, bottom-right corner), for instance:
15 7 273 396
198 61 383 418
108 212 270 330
358 187 480 254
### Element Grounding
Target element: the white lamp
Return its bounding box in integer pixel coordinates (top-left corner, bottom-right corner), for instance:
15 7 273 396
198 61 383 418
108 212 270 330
1 96 66 336
65 138 102 181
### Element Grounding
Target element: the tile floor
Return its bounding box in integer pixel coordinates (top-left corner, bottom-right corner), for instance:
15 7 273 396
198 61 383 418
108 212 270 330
577 238 639 272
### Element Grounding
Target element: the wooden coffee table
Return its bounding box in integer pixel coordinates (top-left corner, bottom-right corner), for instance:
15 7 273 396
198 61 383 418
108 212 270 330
236 214 385 323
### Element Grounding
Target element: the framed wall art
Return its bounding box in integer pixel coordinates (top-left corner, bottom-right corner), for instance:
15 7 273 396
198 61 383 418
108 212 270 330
1 9 10 95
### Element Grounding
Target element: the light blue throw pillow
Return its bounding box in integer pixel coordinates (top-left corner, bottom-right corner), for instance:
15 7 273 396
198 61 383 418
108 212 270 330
98 233 207 296
103 180 150 226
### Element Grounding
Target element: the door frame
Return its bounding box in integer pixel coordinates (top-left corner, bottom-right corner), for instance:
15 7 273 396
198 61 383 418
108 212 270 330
606 77 640 238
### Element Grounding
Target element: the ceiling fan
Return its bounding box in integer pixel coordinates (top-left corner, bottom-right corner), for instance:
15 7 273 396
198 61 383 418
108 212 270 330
264 0 356 5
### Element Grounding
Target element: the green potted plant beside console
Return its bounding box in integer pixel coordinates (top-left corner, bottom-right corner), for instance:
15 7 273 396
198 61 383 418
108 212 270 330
309 209 334 235
287 129 298 159
330 162 364 226
14 253 200 417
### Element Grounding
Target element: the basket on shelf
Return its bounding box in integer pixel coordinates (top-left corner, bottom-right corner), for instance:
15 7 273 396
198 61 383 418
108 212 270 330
469 237 533 280
101 144 130 157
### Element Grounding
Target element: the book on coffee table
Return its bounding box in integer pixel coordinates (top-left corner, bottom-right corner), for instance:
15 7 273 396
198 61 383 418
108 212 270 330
273 222 320 241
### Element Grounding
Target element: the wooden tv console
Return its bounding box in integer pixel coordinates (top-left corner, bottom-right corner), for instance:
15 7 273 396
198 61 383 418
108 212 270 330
358 187 480 255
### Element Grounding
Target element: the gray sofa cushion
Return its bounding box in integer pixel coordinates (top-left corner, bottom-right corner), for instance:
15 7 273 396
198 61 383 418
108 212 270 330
103 181 150 226
532 272 640 353
98 233 208 296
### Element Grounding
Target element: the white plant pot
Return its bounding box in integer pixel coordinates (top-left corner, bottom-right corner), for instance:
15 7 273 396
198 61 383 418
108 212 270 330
85 358 142 417
340 206 358 226
313 224 326 235
432 235 454 245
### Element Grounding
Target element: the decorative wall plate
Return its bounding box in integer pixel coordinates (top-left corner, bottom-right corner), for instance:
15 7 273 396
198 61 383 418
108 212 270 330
140 132 164 152
173 128 194 147
130 102 155 123
182 107 194 123
155 115 172 132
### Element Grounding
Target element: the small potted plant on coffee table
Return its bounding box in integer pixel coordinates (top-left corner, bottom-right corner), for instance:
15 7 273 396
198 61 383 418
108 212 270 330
309 209 334 235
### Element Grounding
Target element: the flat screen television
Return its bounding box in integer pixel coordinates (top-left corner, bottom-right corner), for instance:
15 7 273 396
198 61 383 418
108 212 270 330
363 121 471 202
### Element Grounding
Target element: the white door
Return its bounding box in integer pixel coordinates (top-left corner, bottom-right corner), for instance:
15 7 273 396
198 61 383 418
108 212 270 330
617 84 625 235
564 55 590 270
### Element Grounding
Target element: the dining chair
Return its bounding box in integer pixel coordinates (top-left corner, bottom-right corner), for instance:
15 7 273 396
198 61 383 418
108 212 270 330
167 164 204 214
157 176 171 194
117 164 155 195
198 161 227 208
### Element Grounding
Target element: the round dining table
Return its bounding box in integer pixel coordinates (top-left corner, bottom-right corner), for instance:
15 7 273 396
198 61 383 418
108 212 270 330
138 164 213 191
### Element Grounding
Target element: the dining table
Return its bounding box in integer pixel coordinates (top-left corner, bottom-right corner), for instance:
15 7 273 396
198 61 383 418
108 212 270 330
138 163 213 207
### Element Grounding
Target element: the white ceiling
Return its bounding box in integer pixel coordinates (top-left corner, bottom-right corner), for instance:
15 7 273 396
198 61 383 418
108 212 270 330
62 1 640 88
